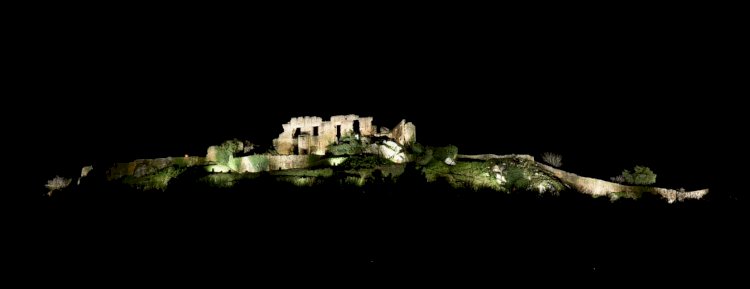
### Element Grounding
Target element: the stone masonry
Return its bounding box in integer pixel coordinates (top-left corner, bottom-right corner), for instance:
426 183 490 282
273 115 415 155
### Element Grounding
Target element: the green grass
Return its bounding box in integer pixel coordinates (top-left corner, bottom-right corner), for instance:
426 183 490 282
609 190 644 201
122 166 186 191
340 155 391 169
421 158 565 194
422 160 500 190
202 173 238 188
271 168 333 178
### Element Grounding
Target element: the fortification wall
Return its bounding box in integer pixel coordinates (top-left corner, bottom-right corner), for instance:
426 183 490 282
273 115 378 155
268 155 313 171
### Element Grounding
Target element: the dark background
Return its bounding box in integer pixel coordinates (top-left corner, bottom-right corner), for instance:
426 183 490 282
10 5 747 282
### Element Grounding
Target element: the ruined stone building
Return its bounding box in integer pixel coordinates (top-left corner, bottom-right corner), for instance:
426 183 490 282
273 114 416 155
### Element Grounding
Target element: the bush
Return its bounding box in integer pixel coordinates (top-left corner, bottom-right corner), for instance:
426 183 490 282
541 152 562 167
408 142 425 155
45 176 71 196
327 136 365 156
416 148 434 166
620 166 656 185
215 139 243 165
123 166 185 191
504 167 530 191
341 155 389 169
247 155 269 172
227 156 241 172
432 145 458 161
203 173 237 188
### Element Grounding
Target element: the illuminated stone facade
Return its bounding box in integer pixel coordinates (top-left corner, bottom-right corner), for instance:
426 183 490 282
273 114 415 155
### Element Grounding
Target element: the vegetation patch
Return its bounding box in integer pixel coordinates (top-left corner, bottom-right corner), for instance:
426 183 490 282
327 135 365 156
609 190 644 201
202 173 238 188
246 155 270 172
340 155 391 169
431 145 458 161
122 166 186 191
272 168 333 178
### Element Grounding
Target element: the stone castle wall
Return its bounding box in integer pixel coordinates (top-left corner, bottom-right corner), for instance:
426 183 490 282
268 155 313 171
236 155 313 173
273 115 381 155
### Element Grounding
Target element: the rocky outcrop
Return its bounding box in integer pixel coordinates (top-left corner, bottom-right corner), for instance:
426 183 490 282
206 146 218 162
536 163 708 203
107 156 206 180
457 154 707 203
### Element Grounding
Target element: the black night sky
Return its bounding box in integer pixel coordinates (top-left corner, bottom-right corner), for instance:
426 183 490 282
13 7 748 282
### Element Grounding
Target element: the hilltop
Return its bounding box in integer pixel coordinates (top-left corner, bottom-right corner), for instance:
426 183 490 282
47 114 707 203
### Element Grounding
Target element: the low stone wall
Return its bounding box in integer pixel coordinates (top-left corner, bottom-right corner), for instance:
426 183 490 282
268 155 314 171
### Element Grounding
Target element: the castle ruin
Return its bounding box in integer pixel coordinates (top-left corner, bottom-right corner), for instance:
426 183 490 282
273 114 416 155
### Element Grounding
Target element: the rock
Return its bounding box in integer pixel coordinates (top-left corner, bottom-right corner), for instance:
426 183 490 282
81 166 93 177
78 165 93 185
495 173 506 185
134 164 155 177
206 146 218 162
378 140 407 163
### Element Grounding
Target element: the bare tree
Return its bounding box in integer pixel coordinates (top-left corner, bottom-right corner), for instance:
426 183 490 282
610 175 625 183
541 152 562 168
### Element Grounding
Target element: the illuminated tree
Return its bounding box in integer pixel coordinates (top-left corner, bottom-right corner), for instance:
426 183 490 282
215 139 243 166
45 176 71 196
621 166 656 185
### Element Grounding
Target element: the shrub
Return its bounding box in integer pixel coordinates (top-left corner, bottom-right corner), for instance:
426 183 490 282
432 145 458 161
621 166 656 185
504 167 530 191
341 155 389 169
215 139 243 165
416 148 434 166
541 152 562 167
328 136 365 156
150 167 183 190
123 166 185 191
227 156 241 172
408 142 425 155
247 155 269 172
45 176 71 196
203 173 237 188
